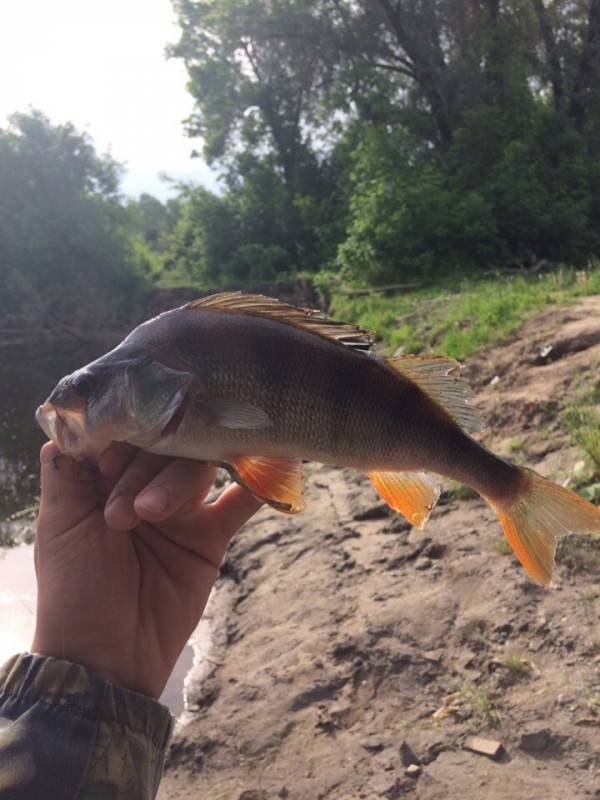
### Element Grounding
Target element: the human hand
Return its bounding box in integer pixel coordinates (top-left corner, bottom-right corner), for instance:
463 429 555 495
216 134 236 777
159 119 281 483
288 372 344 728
32 442 262 698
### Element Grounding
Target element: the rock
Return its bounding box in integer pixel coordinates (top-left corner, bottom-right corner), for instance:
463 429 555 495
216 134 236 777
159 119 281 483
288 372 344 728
464 737 503 760
422 649 443 664
404 764 421 779
518 729 551 752
539 343 554 360
415 557 432 570
361 737 385 753
556 693 572 706
399 740 420 767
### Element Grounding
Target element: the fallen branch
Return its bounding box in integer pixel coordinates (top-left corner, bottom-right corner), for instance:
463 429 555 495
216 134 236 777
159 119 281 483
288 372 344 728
339 281 420 297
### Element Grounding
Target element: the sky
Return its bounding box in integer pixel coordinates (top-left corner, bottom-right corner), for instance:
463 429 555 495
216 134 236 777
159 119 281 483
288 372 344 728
0 0 219 199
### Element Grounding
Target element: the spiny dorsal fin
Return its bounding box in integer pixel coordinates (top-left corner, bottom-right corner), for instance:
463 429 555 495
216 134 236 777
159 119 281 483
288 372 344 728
184 292 374 351
387 355 484 434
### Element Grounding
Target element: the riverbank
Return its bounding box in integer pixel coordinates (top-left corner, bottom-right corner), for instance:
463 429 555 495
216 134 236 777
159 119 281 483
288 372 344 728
159 296 600 800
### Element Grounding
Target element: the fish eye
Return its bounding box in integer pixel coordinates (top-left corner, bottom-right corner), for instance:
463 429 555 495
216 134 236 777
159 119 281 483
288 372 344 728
71 372 95 399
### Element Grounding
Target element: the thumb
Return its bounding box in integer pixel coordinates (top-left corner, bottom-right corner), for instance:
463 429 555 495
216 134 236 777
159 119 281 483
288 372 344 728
38 442 98 532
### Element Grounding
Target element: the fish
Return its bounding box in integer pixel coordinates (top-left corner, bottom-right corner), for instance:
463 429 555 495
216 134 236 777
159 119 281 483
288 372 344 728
36 292 600 585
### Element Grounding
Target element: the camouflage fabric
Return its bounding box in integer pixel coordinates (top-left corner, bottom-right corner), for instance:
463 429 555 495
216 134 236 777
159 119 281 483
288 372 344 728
0 653 173 799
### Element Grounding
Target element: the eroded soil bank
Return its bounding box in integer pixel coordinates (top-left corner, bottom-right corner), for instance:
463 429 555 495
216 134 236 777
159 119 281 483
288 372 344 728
159 297 600 800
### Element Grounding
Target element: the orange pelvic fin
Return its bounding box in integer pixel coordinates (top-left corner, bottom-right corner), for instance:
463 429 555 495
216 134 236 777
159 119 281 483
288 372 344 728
386 355 484 434
486 466 600 585
368 470 441 529
232 456 305 514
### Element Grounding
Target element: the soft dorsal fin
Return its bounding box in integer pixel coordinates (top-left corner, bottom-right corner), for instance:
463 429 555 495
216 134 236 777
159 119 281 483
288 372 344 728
184 292 374 351
387 355 484 434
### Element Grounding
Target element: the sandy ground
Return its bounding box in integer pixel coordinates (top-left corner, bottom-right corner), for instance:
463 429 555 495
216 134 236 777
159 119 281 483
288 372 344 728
158 296 600 800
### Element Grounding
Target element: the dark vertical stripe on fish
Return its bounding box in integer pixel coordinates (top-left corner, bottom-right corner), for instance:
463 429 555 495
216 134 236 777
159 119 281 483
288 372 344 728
327 358 355 455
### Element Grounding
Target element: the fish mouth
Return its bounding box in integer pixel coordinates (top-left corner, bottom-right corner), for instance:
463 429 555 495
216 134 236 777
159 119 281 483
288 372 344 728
35 401 85 457
36 402 60 442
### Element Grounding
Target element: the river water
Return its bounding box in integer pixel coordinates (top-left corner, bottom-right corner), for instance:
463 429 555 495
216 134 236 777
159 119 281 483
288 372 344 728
0 341 99 520
0 340 201 715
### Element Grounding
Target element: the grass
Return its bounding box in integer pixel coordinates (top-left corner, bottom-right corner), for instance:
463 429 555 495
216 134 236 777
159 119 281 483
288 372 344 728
503 436 525 455
501 653 531 680
445 482 478 501
330 267 600 360
492 537 513 556
438 685 501 727
564 384 600 480
472 687 502 727
470 631 495 651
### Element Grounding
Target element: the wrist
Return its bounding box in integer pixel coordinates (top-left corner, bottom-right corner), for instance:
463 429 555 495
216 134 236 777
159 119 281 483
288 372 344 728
30 633 159 698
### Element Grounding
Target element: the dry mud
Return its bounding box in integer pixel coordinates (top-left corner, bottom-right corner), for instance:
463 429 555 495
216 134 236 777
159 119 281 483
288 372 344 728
159 296 600 800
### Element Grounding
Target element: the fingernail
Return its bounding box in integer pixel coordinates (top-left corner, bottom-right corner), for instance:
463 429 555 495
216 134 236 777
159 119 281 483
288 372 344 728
137 486 170 514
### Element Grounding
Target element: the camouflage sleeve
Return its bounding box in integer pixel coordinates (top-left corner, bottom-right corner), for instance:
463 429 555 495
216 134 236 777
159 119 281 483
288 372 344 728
0 653 174 800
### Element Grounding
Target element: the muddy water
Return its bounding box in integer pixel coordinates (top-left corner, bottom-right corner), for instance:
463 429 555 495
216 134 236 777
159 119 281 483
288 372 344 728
0 341 207 716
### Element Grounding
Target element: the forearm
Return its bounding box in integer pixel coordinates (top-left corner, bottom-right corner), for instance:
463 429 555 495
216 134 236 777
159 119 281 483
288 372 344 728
0 654 173 800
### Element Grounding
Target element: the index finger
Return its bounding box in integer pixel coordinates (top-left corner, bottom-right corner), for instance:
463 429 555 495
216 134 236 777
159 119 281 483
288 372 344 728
134 459 217 522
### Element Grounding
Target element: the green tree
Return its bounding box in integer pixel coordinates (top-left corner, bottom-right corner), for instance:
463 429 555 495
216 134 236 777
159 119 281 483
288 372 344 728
168 0 600 287
0 111 147 329
169 0 346 280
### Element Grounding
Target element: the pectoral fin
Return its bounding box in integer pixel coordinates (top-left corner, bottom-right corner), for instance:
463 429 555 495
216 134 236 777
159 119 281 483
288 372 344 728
232 456 305 514
205 399 272 430
368 470 441 529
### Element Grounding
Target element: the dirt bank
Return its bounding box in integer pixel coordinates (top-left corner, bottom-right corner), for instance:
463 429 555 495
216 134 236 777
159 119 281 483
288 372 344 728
159 296 600 800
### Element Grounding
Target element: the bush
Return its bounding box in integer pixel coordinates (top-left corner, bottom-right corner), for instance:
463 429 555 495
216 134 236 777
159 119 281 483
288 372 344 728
337 104 600 287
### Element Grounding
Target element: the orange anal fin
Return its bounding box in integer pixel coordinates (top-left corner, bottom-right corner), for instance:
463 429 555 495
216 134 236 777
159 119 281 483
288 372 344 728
368 470 441 529
232 456 305 514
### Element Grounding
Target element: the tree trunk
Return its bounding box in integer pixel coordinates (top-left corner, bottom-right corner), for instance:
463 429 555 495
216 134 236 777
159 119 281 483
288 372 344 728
568 0 600 132
376 0 454 148
533 0 565 111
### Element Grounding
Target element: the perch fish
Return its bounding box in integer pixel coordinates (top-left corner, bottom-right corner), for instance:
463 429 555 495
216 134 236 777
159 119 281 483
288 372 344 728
36 292 600 585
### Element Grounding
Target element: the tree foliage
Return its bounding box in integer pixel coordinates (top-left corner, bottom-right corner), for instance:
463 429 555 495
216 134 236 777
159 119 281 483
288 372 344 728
168 0 600 286
0 111 149 328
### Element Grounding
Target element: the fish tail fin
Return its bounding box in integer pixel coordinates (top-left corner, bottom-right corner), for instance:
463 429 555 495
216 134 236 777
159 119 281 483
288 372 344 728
485 466 600 586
